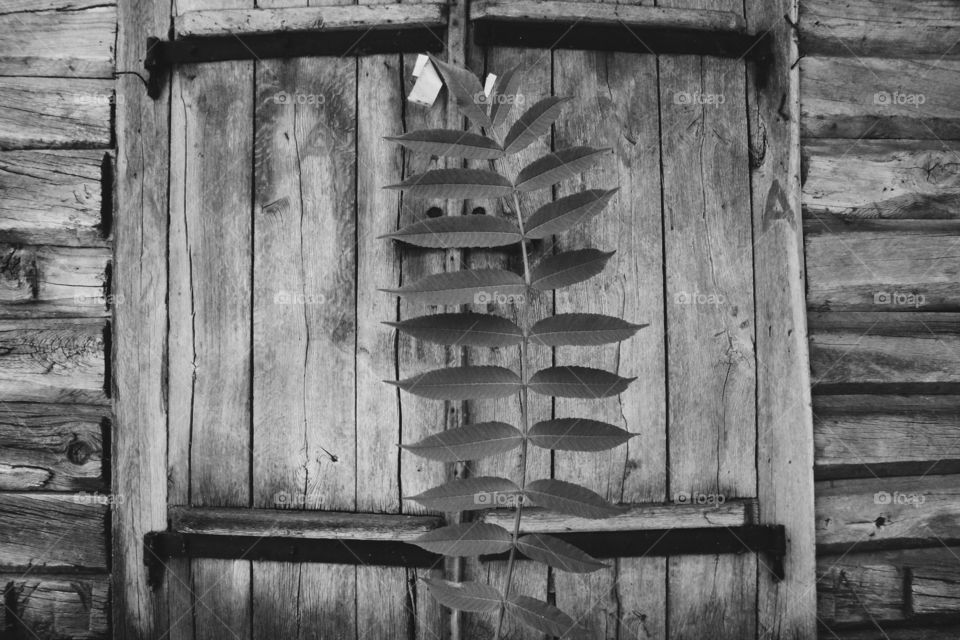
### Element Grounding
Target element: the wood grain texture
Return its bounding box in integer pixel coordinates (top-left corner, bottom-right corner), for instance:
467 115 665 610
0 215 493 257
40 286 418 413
471 0 746 31
660 2 758 631
808 312 960 394
805 218 960 312
0 244 111 318
799 0 960 58
802 139 960 220
820 627 960 640
816 475 960 553
1 572 109 639
112 0 170 637
0 493 107 570
0 5 115 77
814 395 960 478
176 3 446 38
0 402 106 491
817 546 960 627
0 78 112 150
800 56 960 139
0 150 108 246
910 565 960 616
553 47 667 639
0 319 106 404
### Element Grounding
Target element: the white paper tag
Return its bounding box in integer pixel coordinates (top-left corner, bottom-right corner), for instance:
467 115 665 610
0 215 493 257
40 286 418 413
408 54 443 107
483 73 497 98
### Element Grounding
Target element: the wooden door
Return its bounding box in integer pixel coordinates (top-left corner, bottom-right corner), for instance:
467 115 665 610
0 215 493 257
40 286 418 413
114 1 816 638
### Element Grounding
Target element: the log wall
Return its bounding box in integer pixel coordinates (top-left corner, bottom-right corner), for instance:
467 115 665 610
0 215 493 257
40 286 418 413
801 1 960 637
0 0 114 636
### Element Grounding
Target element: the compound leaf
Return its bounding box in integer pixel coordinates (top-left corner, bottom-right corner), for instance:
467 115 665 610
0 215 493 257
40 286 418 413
530 249 614 291
529 313 646 346
528 366 635 399
383 269 525 306
386 366 521 400
515 146 610 192
524 479 625 519
380 216 521 248
407 476 521 512
386 312 523 347
428 56 493 129
525 188 619 239
424 578 502 613
385 168 512 200
528 419 635 452
402 422 523 462
413 523 513 556
516 534 608 573
385 129 503 160
503 97 571 155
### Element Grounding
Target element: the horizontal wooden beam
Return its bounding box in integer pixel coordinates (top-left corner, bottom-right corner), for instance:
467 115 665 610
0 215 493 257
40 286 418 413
0 494 107 570
0 78 112 150
470 0 768 59
0 244 112 318
0 572 110 638
0 5 115 78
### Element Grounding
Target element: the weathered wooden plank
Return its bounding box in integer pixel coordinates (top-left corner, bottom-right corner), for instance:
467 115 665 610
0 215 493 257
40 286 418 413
471 0 745 31
0 244 111 318
0 150 107 246
175 3 446 38
0 78 112 150
1 572 109 639
801 56 960 139
0 319 106 405
112 0 170 637
483 500 755 532
552 47 667 638
802 139 960 221
816 475 960 553
817 546 960 627
0 0 112 12
805 218 960 312
0 402 106 491
0 493 107 570
910 565 960 616
800 0 960 58
0 6 115 77
821 627 960 640
814 395 960 479
748 0 819 637
808 312 960 394
660 1 758 633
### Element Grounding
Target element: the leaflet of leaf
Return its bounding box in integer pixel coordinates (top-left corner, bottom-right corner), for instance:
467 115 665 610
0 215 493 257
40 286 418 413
524 188 619 239
386 312 523 347
384 168 512 199
490 64 523 128
505 594 584 637
530 249 614 291
386 366 521 400
428 55 493 129
382 269 525 306
380 216 521 248
516 534 608 573
407 476 521 512
528 366 635 399
423 578 503 613
515 146 611 192
529 313 646 346
384 129 503 159
402 422 522 462
524 479 626 519
503 96 570 155
412 523 513 556
528 418 635 452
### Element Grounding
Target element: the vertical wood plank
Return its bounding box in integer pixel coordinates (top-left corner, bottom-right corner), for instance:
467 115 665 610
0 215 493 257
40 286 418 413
746 0 818 637
113 0 171 636
553 48 668 640
168 0 255 635
658 0 758 634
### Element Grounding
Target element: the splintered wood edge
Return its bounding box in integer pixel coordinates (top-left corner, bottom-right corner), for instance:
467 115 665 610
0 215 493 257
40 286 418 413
174 3 447 39
168 506 445 541
470 0 746 33
480 499 758 532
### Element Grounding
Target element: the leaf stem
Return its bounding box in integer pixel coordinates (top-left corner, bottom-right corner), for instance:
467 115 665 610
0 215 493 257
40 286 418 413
494 193 534 640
